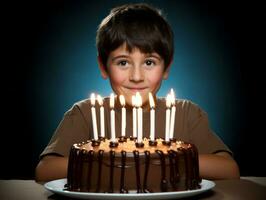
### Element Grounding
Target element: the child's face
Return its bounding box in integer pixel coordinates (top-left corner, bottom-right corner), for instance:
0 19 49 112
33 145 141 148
99 43 169 107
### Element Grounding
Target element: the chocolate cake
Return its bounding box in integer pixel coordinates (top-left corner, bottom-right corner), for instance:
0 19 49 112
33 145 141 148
66 138 201 193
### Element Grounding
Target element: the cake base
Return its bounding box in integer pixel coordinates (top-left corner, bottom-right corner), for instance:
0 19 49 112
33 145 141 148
66 138 201 193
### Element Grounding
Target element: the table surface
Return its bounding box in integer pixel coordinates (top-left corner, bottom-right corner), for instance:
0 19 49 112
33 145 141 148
0 177 265 200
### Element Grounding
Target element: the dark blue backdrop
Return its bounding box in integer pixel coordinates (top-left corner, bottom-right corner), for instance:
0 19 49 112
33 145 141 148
2 0 265 179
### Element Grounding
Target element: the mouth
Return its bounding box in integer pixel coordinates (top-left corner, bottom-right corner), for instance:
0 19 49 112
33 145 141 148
124 87 148 93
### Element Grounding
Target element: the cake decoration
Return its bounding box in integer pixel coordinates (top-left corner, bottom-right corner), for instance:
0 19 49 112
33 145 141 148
65 89 201 193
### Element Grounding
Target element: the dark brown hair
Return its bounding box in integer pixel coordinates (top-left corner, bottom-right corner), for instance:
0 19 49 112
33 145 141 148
96 3 174 70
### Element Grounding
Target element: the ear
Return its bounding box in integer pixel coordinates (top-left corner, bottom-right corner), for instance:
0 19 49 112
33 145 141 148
163 58 173 80
98 56 108 79
163 67 170 80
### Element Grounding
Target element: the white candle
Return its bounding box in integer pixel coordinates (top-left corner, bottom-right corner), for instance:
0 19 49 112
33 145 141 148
90 93 98 140
97 95 105 138
119 95 126 137
132 95 137 138
110 93 116 142
149 93 155 141
169 89 176 139
136 92 143 143
165 94 171 142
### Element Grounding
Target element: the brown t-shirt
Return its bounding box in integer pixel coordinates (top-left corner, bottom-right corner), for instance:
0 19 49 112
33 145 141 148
40 97 231 158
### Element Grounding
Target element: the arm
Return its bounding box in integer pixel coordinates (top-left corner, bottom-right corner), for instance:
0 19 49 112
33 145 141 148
35 151 239 182
35 155 68 182
35 103 91 183
199 151 240 180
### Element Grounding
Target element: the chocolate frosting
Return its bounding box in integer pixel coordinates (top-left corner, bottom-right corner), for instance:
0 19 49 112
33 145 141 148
66 138 201 193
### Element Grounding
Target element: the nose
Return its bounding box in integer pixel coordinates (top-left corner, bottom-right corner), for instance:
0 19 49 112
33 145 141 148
129 66 144 82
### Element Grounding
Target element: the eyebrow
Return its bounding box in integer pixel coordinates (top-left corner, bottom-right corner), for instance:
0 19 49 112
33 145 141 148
146 53 162 60
111 55 129 62
111 53 162 62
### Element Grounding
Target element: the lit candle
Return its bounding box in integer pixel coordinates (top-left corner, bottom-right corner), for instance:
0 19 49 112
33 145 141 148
165 94 171 142
110 93 116 142
149 93 155 141
97 95 105 138
136 92 143 143
169 89 176 139
132 95 137 138
119 95 126 137
90 93 98 140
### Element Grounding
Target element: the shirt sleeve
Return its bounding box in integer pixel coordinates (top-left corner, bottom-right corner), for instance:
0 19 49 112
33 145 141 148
40 102 92 158
186 101 232 155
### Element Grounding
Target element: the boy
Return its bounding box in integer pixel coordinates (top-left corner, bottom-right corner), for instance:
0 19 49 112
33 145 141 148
35 3 239 182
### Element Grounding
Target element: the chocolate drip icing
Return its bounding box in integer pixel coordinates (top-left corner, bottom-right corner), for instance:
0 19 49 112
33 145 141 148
178 146 191 190
174 151 180 184
189 144 201 188
86 150 94 191
168 150 177 190
80 149 89 191
186 147 193 189
120 151 128 193
96 150 104 192
66 140 201 193
71 148 78 190
143 151 151 193
66 146 75 190
156 150 168 192
109 150 115 193
193 145 200 183
133 150 142 193
75 149 83 191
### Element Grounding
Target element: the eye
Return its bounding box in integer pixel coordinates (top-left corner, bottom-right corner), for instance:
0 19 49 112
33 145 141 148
117 60 128 67
145 59 156 66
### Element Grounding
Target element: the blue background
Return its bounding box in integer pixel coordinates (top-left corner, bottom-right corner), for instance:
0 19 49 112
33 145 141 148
2 0 265 178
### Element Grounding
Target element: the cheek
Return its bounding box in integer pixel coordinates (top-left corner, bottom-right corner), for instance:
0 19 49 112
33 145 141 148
109 68 127 86
147 70 164 87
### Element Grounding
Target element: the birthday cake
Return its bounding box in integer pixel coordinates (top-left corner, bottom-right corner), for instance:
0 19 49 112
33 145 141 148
66 138 201 193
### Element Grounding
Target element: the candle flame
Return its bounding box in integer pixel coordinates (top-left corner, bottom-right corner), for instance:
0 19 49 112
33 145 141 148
110 93 115 108
149 92 155 108
170 89 175 105
135 92 142 107
91 93 96 106
166 94 171 108
97 94 103 106
132 95 136 107
119 95 126 107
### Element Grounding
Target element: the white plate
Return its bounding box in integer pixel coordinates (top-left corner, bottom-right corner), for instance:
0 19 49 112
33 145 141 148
44 178 215 199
